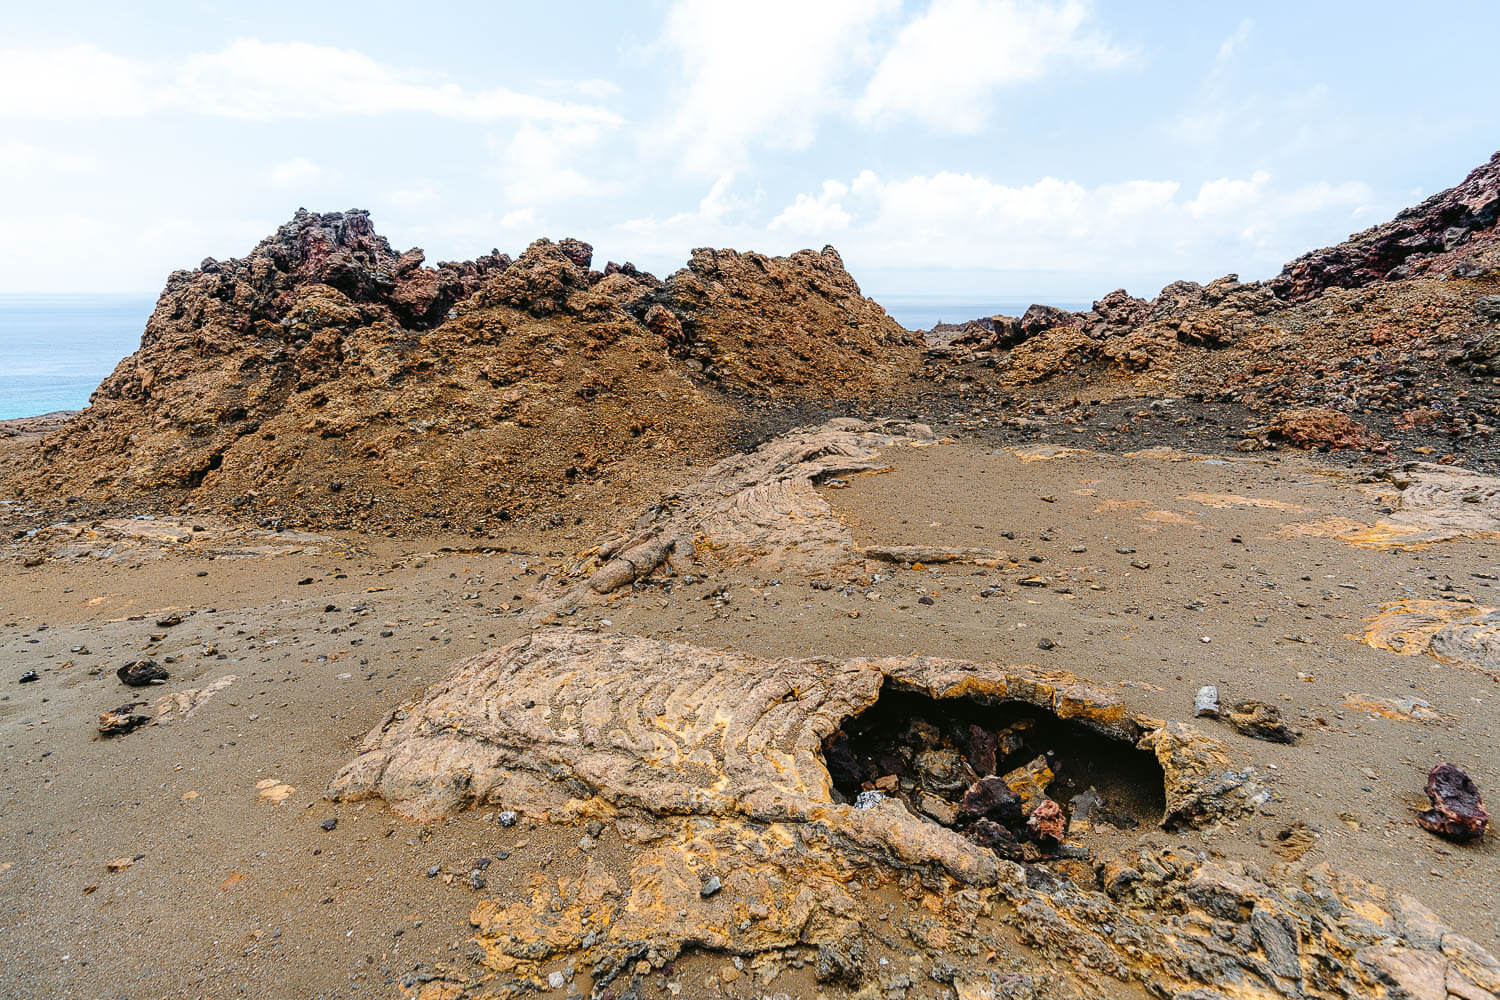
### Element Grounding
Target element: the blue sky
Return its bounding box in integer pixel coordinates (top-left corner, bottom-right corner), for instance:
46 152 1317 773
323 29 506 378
2 0 1497 300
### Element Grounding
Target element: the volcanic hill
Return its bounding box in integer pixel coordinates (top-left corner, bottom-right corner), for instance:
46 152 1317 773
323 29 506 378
2 211 917 532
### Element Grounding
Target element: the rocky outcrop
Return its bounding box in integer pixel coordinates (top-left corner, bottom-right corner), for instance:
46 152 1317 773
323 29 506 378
656 245 920 395
5 213 919 531
1272 151 1500 302
1283 462 1500 551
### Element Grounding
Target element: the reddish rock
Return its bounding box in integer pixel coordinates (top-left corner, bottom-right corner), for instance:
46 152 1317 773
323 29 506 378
1027 798 1068 842
1417 762 1489 841
1272 151 1500 301
1266 408 1371 450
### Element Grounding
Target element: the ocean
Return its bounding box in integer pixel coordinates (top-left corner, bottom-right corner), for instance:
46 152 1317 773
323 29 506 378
0 293 1095 422
0 294 155 421
877 297 1094 332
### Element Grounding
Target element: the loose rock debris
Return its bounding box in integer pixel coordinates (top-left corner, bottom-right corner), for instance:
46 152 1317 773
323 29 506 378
823 686 1167 861
326 629 1500 999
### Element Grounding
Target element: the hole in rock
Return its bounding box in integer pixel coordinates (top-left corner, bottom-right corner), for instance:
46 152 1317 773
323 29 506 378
823 684 1166 859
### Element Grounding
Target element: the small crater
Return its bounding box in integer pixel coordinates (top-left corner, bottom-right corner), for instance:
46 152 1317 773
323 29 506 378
824 683 1167 858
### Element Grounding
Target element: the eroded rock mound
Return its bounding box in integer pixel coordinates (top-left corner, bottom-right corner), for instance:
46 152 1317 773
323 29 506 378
531 418 991 618
328 630 1261 857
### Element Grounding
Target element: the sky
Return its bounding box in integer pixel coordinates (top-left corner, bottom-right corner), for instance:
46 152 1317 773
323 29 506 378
2 0 1498 301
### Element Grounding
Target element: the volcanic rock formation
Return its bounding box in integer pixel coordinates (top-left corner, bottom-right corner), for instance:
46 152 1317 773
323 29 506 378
330 629 1498 1000
3 211 917 532
1272 151 1500 301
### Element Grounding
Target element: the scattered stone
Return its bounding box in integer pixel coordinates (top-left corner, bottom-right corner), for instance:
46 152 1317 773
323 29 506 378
105 856 134 872
320 817 338 831
116 659 169 687
1225 700 1299 744
1193 685 1220 718
497 810 518 827
98 703 150 737
18 670 37 684
1417 763 1489 841
155 612 184 628
255 779 295 804
699 876 722 898
853 790 887 810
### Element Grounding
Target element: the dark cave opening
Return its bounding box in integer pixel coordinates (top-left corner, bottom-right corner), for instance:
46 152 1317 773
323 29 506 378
823 683 1167 859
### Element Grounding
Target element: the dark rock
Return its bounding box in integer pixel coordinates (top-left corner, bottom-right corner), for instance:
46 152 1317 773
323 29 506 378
699 875 722 898
321 817 338 831
18 670 37 684
958 776 1024 826
1417 762 1489 841
1272 151 1500 301
117 660 169 687
98 702 151 737
965 725 998 775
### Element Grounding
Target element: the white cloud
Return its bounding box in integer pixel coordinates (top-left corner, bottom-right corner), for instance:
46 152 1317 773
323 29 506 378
0 140 94 178
856 0 1130 132
383 183 442 209
0 40 620 124
770 166 1376 282
499 208 537 229
770 180 852 233
616 173 760 255
0 46 155 119
1217 18 1254 63
1187 171 1270 217
656 0 898 173
268 157 325 187
493 123 621 204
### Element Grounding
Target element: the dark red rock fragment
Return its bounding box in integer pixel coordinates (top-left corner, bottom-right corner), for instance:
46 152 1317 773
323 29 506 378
957 775 1023 826
966 724 997 775
1417 763 1489 841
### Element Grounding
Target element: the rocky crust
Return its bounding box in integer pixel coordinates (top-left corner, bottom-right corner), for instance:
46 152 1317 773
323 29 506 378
529 418 1003 619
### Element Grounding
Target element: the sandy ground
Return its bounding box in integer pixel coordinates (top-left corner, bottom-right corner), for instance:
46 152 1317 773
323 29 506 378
2 432 1497 999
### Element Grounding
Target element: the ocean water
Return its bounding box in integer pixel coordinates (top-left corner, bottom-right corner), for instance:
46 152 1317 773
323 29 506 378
879 297 1094 332
0 295 154 420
